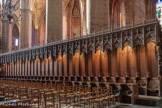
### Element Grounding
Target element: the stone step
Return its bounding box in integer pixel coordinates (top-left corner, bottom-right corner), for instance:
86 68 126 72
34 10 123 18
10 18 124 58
135 95 162 107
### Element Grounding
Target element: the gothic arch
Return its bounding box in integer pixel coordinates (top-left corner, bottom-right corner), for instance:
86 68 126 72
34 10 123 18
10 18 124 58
110 0 121 29
63 0 86 39
12 24 19 51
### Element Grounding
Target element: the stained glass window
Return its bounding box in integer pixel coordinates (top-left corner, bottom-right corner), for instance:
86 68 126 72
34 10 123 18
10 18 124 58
156 0 162 27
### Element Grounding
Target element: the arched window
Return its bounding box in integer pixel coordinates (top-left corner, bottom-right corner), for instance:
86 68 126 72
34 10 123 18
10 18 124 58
12 24 19 51
156 0 162 27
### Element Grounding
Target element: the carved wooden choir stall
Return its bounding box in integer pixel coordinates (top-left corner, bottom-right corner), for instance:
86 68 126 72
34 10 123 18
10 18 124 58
0 20 161 105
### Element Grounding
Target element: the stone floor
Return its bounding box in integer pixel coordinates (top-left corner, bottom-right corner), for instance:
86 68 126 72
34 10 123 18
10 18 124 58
59 104 159 108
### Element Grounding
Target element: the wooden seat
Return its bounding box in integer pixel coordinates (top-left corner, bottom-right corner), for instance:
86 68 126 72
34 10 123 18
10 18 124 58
92 87 104 107
44 90 55 108
30 89 41 108
110 86 119 104
80 86 92 108
18 88 29 100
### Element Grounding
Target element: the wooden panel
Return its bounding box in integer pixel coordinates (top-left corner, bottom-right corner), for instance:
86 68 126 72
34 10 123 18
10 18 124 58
8 63 9 76
34 60 38 76
44 58 48 76
80 53 86 76
87 52 93 77
101 50 108 77
31 61 34 76
9 63 11 76
140 46 148 77
10 63 13 76
57 55 62 76
69 55 73 76
54 57 57 76
93 50 101 77
73 53 80 76
25 61 28 76
17 62 20 76
14 63 16 76
63 55 68 76
117 48 121 77
147 43 158 77
136 46 140 77
120 47 127 77
38 59 41 76
111 50 117 77
22 62 25 76
48 57 53 76
129 48 137 77
27 60 31 76
41 60 45 76
108 51 112 77
5 63 8 76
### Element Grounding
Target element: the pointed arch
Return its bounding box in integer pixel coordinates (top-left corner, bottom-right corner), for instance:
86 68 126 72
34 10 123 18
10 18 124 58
63 0 86 39
12 24 19 50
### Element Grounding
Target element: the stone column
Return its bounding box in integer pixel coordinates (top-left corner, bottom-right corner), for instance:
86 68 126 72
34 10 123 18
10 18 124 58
2 19 9 53
89 0 109 33
46 0 62 43
20 0 32 49
8 24 13 52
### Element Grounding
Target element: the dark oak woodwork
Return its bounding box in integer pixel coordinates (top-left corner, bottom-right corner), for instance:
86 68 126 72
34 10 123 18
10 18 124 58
0 20 161 99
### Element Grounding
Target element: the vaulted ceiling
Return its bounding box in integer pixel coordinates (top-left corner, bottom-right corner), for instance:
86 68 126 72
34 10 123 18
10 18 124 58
32 0 46 29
